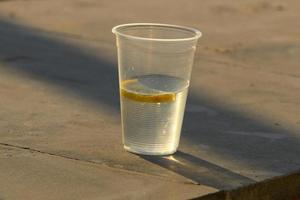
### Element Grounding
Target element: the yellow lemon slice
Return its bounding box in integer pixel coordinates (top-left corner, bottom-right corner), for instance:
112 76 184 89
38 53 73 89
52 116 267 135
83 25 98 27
121 79 175 103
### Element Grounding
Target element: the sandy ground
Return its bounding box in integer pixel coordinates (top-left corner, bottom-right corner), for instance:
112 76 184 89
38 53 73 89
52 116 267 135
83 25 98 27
0 0 299 199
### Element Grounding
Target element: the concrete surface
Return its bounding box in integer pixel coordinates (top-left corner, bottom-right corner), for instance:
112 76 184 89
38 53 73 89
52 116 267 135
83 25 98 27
0 145 215 200
194 171 300 200
0 0 299 199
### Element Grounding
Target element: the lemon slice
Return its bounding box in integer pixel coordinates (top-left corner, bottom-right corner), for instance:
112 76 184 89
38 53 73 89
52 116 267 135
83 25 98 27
121 79 176 103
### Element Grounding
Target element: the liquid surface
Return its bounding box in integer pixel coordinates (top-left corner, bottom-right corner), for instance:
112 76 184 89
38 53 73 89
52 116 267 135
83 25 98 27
120 74 189 155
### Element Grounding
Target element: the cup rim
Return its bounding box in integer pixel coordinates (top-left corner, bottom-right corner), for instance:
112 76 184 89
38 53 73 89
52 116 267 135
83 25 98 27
112 23 202 42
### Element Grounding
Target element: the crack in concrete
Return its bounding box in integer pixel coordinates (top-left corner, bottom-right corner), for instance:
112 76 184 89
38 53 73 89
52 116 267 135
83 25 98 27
0 142 196 185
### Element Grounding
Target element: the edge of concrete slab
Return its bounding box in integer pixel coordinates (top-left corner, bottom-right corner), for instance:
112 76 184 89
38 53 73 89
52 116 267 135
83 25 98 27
192 170 300 200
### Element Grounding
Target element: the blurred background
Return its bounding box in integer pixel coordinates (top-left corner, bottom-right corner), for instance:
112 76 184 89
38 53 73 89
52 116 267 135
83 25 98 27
0 0 299 199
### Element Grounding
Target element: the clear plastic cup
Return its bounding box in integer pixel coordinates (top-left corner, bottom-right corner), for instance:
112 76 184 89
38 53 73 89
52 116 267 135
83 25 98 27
112 23 201 155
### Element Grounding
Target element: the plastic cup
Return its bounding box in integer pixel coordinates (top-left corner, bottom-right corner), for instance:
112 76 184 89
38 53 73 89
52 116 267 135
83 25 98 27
112 23 201 155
